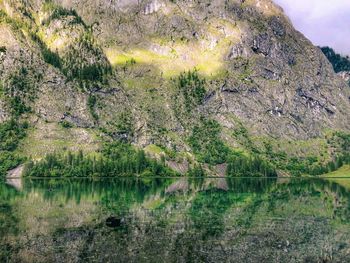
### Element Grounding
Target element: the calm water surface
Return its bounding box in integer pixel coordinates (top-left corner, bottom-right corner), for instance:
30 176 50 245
1 177 350 262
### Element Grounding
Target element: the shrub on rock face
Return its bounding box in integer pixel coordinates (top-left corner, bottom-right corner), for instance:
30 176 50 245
174 70 206 113
3 68 36 118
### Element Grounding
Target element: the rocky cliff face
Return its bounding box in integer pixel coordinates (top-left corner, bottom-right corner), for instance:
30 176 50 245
338 71 350 86
1 0 350 163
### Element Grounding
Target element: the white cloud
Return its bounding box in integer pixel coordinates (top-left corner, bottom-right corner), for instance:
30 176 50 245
274 0 350 54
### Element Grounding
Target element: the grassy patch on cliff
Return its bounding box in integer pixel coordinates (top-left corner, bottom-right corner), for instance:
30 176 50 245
106 46 227 78
105 19 240 78
18 122 100 160
144 144 165 155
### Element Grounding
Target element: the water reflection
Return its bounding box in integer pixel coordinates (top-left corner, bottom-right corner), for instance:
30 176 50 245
1 177 350 262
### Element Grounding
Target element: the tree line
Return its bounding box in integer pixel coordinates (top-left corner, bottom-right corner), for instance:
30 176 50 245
23 142 177 177
226 155 277 177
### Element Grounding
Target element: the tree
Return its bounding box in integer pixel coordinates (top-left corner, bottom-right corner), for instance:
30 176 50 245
321 46 350 73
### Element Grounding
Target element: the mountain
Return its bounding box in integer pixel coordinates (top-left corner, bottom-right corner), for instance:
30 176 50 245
1 0 350 177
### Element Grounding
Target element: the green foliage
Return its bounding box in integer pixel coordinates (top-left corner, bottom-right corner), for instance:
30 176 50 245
189 189 238 239
188 118 231 165
250 18 267 32
0 187 19 261
0 120 27 152
29 32 62 69
7 96 31 118
1 7 61 70
0 120 27 177
42 46 61 68
239 66 253 83
265 146 321 177
226 155 277 177
188 164 206 177
60 121 73 129
127 58 137 66
0 10 30 32
80 65 105 81
3 68 35 118
232 123 259 153
42 1 84 26
121 58 137 71
174 70 206 114
0 82 4 99
263 132 350 177
2 3 110 87
0 41 34 175
114 111 134 139
332 131 350 152
283 154 350 177
101 111 134 143
62 32 112 84
87 95 98 120
321 46 350 73
23 142 177 177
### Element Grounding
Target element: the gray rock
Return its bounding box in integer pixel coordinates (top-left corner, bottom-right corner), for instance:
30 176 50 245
338 71 350 86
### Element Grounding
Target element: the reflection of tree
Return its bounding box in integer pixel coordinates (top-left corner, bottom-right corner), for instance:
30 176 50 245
1 177 350 262
165 177 350 241
187 178 277 238
190 189 240 238
22 178 174 214
0 184 21 261
236 178 350 227
226 177 276 193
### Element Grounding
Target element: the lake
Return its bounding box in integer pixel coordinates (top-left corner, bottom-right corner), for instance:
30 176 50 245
1 177 350 262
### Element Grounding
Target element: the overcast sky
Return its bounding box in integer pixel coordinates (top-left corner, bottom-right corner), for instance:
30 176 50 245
274 0 350 55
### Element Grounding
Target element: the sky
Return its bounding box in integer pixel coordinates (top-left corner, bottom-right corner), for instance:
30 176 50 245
274 0 350 55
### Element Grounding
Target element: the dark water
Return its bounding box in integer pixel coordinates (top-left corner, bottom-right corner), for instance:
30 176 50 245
1 177 350 263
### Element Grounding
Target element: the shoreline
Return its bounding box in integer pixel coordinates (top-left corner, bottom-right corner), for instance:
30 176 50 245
8 176 350 180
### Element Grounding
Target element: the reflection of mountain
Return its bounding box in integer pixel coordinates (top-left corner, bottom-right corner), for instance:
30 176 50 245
1 178 350 262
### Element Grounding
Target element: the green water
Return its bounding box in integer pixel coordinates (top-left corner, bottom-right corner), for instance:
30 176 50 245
1 177 350 262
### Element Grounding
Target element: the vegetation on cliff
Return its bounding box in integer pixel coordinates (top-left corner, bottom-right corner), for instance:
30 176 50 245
0 120 27 177
321 46 350 73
